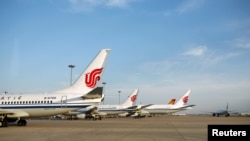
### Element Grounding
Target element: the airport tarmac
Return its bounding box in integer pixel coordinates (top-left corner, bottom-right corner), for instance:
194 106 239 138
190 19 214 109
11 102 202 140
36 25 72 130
1 116 249 141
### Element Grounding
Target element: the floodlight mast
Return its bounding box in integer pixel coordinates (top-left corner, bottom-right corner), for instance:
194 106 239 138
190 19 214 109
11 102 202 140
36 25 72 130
68 64 75 86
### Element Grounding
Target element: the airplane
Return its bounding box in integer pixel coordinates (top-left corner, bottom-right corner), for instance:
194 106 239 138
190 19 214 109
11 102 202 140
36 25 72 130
119 98 176 118
0 48 111 127
125 89 195 118
211 103 232 117
69 89 139 120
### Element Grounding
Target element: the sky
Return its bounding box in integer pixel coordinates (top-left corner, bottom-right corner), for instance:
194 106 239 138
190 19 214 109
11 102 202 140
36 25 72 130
0 0 250 114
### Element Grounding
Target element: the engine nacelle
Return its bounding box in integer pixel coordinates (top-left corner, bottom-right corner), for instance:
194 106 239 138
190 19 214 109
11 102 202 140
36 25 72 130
140 110 150 115
76 114 86 119
118 112 129 117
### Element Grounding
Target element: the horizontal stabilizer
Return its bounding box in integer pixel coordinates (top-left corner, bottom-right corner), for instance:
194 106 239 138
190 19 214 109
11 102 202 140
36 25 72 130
82 87 103 100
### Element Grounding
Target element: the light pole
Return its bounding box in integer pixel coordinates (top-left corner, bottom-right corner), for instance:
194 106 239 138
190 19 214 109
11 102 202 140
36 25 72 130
102 82 106 104
118 90 121 104
68 64 75 86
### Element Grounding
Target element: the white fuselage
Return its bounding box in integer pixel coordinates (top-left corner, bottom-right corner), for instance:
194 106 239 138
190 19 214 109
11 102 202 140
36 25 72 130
140 104 192 115
0 93 100 118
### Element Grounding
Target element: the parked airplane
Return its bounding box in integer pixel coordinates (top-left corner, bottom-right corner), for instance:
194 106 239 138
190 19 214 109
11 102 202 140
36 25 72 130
126 89 195 118
212 103 231 117
120 98 176 117
0 49 111 127
72 89 139 120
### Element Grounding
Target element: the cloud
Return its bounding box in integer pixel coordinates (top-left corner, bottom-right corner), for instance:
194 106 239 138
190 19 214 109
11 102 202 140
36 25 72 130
183 45 207 56
67 0 137 12
105 0 130 8
67 0 98 12
224 18 250 32
177 0 204 14
202 52 240 65
232 38 250 49
182 45 240 66
163 11 172 17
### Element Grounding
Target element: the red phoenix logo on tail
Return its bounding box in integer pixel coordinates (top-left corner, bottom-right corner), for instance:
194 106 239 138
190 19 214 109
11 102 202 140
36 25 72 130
182 96 188 103
85 68 103 88
131 95 137 102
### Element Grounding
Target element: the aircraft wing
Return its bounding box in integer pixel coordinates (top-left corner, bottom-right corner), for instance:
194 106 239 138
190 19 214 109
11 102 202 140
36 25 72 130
120 104 153 117
68 105 98 114
126 104 153 110
228 111 239 114
140 104 154 109
177 104 196 109
125 105 138 110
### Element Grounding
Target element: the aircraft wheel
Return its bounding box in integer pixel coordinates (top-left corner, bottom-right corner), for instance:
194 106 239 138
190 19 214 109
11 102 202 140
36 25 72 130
17 120 27 126
0 118 8 127
17 120 22 126
1 121 8 127
23 120 27 126
0 115 8 127
3 120 8 127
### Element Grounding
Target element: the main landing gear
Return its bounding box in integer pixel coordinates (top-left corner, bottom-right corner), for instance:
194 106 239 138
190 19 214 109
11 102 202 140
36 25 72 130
0 115 27 127
17 119 27 126
0 115 8 127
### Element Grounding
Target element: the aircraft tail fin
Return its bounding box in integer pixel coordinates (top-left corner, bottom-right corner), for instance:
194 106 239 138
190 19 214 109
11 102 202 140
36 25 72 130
172 89 191 108
56 49 111 95
168 99 176 105
121 89 139 107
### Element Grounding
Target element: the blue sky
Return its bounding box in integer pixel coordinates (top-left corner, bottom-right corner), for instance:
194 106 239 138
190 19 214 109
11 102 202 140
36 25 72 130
1 0 250 114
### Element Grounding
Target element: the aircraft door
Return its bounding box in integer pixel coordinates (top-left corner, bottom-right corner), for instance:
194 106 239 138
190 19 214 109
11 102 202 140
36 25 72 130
61 96 67 108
